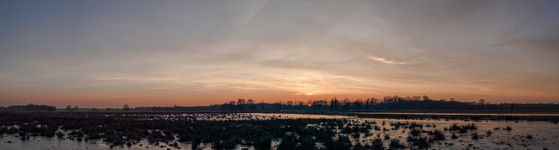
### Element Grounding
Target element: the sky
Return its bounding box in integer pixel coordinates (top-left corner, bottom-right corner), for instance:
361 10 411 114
1 0 559 107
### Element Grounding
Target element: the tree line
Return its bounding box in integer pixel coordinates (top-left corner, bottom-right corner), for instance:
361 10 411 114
213 96 559 112
1 96 558 112
0 103 56 111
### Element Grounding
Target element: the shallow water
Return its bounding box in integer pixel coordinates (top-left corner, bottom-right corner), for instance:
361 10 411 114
354 112 559 116
1 113 558 150
250 113 559 149
0 136 242 150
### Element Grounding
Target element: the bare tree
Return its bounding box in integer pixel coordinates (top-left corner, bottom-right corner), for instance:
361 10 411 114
479 99 485 105
123 104 130 111
247 99 256 111
237 98 246 111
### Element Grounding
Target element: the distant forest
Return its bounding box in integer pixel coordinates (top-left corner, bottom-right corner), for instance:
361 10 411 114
133 96 559 112
2 96 558 112
0 103 56 111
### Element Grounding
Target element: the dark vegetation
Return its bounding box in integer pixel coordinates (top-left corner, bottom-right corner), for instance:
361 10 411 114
115 96 559 122
0 111 508 150
135 96 559 113
0 97 556 149
3 96 559 114
0 103 56 111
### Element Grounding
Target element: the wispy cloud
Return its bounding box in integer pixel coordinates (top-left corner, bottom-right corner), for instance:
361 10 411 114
365 55 407 65
244 0 268 23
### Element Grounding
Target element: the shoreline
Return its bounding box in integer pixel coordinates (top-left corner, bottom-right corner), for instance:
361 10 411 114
2 111 559 122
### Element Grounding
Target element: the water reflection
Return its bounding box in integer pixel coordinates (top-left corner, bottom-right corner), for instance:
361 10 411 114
1 113 557 150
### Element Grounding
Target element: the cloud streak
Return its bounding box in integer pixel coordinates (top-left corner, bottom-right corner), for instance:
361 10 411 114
365 54 408 65
244 0 268 23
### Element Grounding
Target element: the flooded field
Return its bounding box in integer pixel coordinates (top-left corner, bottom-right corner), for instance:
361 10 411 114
1 112 558 150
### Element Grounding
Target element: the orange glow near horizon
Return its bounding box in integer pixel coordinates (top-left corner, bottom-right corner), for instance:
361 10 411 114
2 88 556 107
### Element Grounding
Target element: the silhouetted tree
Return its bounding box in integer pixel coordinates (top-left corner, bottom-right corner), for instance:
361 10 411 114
342 99 351 111
123 104 130 111
422 95 431 101
365 99 372 110
236 98 246 111
353 99 363 111
247 99 256 111
329 98 339 111
1 104 56 111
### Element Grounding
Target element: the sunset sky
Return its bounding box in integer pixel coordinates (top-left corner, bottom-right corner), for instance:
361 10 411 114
1 0 559 107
